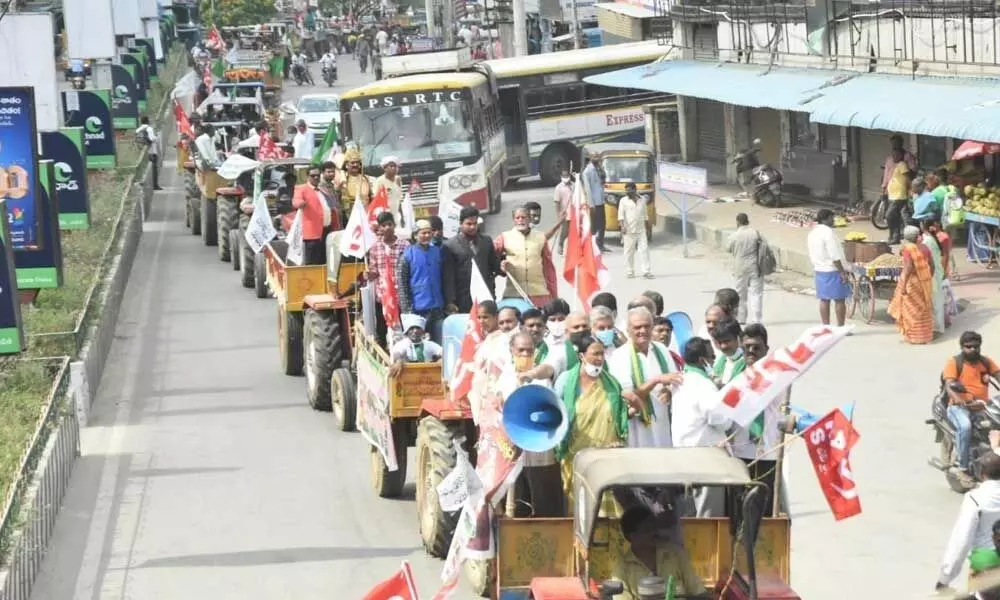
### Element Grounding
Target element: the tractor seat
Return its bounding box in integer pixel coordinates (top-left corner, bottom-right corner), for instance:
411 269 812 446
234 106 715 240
216 185 245 197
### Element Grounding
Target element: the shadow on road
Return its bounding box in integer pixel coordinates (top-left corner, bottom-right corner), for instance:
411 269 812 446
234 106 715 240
130 545 421 569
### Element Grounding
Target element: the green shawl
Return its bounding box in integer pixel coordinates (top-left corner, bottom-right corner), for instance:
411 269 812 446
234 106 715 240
629 343 670 425
555 364 629 461
713 352 764 440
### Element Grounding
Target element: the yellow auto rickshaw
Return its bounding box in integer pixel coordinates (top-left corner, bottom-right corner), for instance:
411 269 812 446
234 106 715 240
583 143 656 244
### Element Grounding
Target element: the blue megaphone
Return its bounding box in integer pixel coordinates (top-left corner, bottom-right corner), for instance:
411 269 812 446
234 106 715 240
665 310 693 353
791 402 856 434
502 384 569 453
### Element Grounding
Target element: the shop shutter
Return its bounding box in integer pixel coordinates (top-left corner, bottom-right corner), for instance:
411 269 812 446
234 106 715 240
859 128 893 201
697 99 726 162
692 24 718 61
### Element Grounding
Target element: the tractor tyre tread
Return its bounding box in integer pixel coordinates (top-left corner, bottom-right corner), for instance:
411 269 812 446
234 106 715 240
304 309 342 411
190 196 202 236
217 199 237 261
331 367 357 432
254 253 268 298
202 199 218 246
416 417 462 558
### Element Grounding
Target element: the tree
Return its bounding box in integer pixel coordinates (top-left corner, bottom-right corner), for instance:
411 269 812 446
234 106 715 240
199 0 277 28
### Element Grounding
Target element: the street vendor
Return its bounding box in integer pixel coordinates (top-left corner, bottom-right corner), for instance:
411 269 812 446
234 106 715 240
338 147 372 216
388 314 443 377
373 155 404 227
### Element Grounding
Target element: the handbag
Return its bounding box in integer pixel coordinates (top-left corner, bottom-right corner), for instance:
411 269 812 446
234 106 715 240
756 232 777 276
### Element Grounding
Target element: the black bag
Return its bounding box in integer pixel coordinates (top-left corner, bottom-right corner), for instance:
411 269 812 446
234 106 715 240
756 232 777 276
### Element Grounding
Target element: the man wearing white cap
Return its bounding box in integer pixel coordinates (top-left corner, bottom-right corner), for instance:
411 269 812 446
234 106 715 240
388 314 444 377
396 219 446 342
374 155 404 227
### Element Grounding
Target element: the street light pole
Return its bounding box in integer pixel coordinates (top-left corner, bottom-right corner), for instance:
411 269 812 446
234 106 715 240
570 0 581 49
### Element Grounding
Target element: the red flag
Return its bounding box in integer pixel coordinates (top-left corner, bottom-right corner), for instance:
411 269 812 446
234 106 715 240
563 175 609 309
382 250 401 330
173 100 195 139
802 408 862 521
367 185 391 227
258 131 288 160
363 561 419 600
207 26 227 51
449 266 492 402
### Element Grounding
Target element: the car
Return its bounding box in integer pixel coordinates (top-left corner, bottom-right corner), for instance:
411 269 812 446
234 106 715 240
279 93 340 147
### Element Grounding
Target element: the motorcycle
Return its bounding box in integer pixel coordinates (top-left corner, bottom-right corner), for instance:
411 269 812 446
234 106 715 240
322 65 337 85
292 63 313 86
732 142 783 207
927 380 1000 493
870 195 913 230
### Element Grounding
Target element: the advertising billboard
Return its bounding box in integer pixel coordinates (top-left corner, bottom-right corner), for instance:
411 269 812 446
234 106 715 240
122 53 148 114
0 87 41 251
0 14 61 131
0 215 25 354
62 89 118 169
41 128 91 229
14 160 64 289
111 64 139 129
136 38 159 80
113 0 144 36
64 0 116 60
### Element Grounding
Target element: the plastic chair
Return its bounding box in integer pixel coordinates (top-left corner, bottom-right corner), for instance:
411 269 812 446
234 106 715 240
665 311 693 353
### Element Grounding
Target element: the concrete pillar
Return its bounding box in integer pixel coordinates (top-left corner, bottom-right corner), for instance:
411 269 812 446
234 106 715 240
724 103 750 184
513 0 527 56
676 96 697 163
847 127 862 205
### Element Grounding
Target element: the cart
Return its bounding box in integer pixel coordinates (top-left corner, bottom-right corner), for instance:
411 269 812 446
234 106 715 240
965 211 1000 269
849 262 902 324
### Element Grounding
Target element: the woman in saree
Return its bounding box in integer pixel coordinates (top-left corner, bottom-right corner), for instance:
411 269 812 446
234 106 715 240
888 225 935 344
554 333 632 517
930 219 958 327
919 219 946 334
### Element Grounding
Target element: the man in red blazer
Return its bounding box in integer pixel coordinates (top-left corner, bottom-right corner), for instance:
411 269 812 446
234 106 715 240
292 165 339 265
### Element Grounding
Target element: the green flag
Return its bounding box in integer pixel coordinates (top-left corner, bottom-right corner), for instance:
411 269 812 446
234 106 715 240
665 576 675 600
211 59 225 78
312 120 340 165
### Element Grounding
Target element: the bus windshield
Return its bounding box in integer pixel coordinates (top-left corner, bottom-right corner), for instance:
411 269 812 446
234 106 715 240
604 156 651 183
347 101 478 166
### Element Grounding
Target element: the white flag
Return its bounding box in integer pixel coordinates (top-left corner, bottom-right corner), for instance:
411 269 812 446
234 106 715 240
286 210 305 266
244 193 277 254
216 154 259 180
338 195 378 259
401 191 416 230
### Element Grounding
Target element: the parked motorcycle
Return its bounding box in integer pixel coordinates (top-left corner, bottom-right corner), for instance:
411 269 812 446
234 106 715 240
869 195 913 230
322 65 337 86
927 380 1000 493
733 140 784 207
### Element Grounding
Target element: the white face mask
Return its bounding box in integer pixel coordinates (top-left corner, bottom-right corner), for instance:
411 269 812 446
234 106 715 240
561 177 570 184
583 362 602 378
547 321 566 340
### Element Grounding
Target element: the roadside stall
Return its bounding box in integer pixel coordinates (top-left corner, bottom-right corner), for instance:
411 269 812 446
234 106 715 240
843 236 902 324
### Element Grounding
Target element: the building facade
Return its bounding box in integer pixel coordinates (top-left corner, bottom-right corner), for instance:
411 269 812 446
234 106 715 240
590 0 1000 204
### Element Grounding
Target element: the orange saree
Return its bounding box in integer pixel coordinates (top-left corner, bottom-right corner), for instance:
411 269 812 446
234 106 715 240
888 242 934 344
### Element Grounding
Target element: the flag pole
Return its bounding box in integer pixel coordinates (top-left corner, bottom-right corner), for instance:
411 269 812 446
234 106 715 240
771 388 792 517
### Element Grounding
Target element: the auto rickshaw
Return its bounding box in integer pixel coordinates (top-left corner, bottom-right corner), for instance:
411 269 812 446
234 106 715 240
494 447 798 599
583 143 657 244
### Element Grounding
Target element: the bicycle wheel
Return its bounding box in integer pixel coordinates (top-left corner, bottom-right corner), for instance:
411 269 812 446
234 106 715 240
969 222 994 267
857 276 876 324
847 273 860 319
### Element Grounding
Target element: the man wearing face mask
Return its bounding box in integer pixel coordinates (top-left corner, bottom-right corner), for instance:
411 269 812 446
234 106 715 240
495 205 561 305
500 331 565 518
590 306 619 354
670 337 732 517
388 314 443 378
542 298 571 347
520 310 590 384
608 307 682 449
710 318 745 387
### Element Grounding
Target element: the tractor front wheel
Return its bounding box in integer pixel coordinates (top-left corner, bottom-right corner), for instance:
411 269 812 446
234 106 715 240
416 416 463 558
331 367 357 432
371 433 407 499
217 198 238 261
201 199 218 246
189 196 202 235
278 306 304 376
254 253 269 298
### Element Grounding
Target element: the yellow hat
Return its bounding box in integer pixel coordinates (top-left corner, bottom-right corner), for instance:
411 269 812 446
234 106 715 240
344 147 362 164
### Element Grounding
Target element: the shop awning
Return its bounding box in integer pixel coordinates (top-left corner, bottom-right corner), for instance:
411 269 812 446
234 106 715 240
805 73 1000 143
584 60 858 112
595 3 656 19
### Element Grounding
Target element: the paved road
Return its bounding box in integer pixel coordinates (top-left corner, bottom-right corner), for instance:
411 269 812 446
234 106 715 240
30 56 988 599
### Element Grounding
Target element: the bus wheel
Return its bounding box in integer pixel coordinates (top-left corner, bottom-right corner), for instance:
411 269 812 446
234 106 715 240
540 144 573 187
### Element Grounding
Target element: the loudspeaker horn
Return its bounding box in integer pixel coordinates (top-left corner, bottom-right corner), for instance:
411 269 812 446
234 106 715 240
502 384 569 453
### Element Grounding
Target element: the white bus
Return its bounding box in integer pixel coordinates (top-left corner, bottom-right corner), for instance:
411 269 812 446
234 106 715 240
484 41 671 185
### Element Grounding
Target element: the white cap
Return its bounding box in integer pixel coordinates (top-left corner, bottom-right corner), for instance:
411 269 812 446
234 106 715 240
380 155 400 168
402 313 426 333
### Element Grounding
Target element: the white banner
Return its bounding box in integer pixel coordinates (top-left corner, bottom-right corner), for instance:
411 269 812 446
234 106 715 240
286 210 305 266
436 440 481 513
244 193 277 254
708 325 853 427
339 196 377 259
217 154 259 180
437 198 462 239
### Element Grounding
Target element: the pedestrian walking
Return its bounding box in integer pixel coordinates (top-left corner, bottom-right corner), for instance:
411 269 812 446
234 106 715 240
725 213 768 323
553 171 573 254
581 154 608 251
807 209 850 327
136 116 163 190
618 182 651 279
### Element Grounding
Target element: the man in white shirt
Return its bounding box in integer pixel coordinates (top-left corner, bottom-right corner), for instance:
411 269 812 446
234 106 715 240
618 182 652 279
937 451 1000 593
388 314 443 377
292 119 315 159
670 336 732 516
136 116 162 190
608 307 682 449
807 208 851 327
194 124 221 168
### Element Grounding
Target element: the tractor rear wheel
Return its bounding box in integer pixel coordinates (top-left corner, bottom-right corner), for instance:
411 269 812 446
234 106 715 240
464 558 495 598
416 417 463 558
189 196 202 235
202 198 218 246
254 253 268 298
371 434 407 498
217 198 238 261
331 367 357 431
279 306 304 376
304 309 343 411
230 229 242 271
